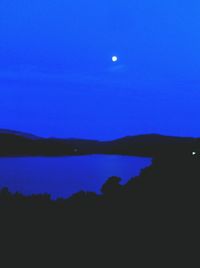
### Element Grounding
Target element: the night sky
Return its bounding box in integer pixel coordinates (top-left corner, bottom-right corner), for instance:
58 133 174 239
1 0 200 140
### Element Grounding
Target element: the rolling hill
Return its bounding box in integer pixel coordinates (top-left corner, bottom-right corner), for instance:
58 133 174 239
0 129 199 157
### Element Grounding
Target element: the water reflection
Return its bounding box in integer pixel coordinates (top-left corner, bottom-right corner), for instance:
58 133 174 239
0 155 151 199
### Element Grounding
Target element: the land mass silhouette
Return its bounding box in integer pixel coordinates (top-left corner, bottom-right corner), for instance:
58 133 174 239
0 129 199 265
0 129 199 157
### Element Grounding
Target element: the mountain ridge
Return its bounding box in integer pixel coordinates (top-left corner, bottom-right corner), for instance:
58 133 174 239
0 129 199 157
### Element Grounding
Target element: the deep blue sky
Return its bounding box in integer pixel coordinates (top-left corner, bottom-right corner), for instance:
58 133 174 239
0 0 200 140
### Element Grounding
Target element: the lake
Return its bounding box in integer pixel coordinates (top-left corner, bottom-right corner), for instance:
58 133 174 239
0 155 151 199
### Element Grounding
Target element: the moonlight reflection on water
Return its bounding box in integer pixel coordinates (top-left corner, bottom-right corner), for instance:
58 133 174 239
0 155 151 199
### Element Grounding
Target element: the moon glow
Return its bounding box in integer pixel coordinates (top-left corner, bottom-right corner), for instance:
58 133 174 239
112 56 118 62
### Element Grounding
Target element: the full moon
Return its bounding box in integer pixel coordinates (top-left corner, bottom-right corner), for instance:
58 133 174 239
112 56 118 62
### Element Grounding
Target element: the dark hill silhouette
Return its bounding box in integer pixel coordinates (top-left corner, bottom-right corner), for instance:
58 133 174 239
104 134 199 157
0 129 199 157
0 129 199 265
0 130 100 156
0 128 40 140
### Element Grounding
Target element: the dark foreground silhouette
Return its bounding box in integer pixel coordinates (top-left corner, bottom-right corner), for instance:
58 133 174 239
0 153 199 265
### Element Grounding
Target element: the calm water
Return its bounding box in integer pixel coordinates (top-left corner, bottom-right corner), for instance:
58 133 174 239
0 155 151 199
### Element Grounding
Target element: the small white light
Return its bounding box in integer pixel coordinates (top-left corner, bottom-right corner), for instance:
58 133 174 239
74 148 78 153
112 56 118 62
192 152 196 156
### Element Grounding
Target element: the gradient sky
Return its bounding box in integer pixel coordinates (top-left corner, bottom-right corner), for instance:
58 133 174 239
1 0 200 140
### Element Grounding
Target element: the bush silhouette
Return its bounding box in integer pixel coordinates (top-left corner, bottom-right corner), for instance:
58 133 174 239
101 176 122 195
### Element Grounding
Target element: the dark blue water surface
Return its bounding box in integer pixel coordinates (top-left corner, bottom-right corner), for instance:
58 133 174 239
0 155 151 199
